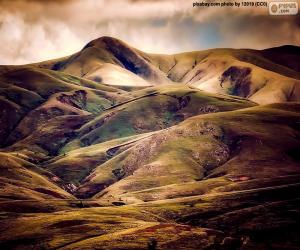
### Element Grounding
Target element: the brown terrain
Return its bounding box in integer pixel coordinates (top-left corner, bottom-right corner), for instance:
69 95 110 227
0 37 300 249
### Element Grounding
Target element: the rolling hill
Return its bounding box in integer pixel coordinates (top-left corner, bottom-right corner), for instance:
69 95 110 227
36 36 300 104
0 37 299 249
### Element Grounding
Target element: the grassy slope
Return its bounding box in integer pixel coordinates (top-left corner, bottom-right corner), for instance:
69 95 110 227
0 39 300 249
65 85 255 149
33 37 300 104
0 152 74 201
148 49 300 104
0 103 299 249
41 85 254 193
0 66 132 148
0 65 137 205
0 70 255 203
75 103 300 203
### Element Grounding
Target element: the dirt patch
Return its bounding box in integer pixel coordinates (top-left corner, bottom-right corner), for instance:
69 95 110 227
220 66 252 97
57 90 87 109
75 182 112 198
112 168 126 180
198 105 220 114
121 133 170 177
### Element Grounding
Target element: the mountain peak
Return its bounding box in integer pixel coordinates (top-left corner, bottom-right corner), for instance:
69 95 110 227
82 36 128 50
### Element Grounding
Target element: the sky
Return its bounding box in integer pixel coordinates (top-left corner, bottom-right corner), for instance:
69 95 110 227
0 0 299 64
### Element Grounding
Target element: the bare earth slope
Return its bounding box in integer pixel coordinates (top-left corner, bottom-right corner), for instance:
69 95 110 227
0 37 300 249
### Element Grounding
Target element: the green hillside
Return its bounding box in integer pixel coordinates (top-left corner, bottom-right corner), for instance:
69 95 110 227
0 37 300 249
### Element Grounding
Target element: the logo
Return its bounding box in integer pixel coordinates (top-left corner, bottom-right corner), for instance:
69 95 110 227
269 1 298 15
271 3 278 13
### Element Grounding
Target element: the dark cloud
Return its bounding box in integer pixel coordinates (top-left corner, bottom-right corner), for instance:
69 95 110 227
200 9 300 49
0 0 299 64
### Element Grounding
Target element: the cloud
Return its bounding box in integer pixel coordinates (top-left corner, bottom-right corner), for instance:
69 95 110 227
0 0 299 64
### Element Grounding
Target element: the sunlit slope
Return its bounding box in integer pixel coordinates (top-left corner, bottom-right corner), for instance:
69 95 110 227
62 85 255 150
0 65 137 201
33 37 300 104
0 66 131 147
147 48 300 104
67 103 299 201
46 36 171 86
181 54 300 104
8 85 252 195
0 80 255 200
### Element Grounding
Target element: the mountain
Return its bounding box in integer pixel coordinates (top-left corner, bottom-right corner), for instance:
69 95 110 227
0 37 300 249
37 37 300 104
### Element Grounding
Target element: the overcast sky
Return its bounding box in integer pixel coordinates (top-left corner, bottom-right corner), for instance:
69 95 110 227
0 0 299 64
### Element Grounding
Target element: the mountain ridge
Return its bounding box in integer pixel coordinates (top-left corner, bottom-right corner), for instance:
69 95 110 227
30 36 300 105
